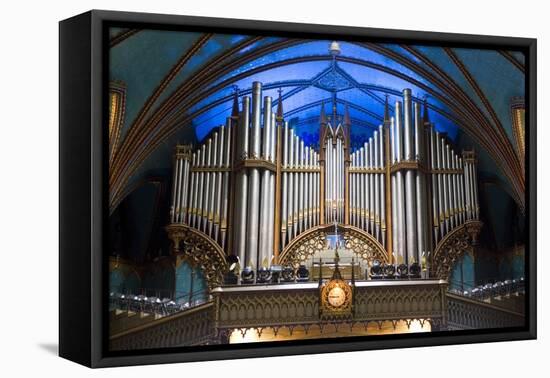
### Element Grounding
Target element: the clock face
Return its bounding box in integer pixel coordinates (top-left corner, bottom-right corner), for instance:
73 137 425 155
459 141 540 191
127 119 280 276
327 286 346 307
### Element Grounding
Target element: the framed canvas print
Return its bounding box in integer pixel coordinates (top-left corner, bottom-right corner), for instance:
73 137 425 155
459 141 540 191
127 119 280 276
59 10 536 368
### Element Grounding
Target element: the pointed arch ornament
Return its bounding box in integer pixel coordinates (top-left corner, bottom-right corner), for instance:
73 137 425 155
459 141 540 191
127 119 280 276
278 224 388 267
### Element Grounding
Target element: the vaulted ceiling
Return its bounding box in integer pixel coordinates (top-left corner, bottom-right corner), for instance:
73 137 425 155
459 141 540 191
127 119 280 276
108 28 526 216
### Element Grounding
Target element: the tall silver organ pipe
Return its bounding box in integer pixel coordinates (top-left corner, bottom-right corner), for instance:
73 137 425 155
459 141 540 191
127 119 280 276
234 96 250 266
403 89 418 264
379 125 386 247
298 140 305 233
220 118 231 249
212 128 222 240
430 125 440 244
374 132 380 241
414 102 428 264
245 82 263 270
168 83 482 273
286 128 295 241
390 116 398 259
395 101 406 263
281 123 289 248
368 139 374 234
259 96 272 268
268 112 276 259
293 135 300 235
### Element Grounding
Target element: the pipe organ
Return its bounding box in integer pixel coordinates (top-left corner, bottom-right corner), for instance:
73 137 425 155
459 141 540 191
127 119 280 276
169 82 480 273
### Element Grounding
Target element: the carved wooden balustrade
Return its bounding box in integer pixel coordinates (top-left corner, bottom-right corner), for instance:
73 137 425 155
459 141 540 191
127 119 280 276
212 280 448 335
446 293 525 330
110 302 216 351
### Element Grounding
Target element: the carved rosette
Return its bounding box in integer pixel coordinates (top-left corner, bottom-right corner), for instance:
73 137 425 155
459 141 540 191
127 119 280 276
432 220 483 281
166 224 228 290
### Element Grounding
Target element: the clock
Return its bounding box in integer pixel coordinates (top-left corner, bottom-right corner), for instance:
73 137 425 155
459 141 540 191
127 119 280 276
320 278 353 316
327 286 346 307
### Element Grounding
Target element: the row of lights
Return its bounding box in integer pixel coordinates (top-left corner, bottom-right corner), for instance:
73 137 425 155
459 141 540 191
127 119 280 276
225 264 311 285
369 260 423 279
223 260 427 285
108 292 204 316
450 278 525 300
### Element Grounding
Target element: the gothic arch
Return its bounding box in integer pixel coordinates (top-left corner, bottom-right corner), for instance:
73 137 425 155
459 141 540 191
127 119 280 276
279 224 388 267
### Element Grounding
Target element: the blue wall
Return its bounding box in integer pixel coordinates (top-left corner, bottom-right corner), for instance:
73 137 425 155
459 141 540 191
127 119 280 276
449 253 475 291
175 262 208 304
109 268 141 294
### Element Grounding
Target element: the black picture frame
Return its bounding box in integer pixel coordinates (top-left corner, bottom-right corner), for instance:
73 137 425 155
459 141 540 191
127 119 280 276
59 9 537 368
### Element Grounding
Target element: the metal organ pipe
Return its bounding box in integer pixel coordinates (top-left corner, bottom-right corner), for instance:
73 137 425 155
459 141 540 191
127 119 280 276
349 152 357 226
362 145 366 231
220 119 231 249
403 89 418 264
368 139 374 234
190 150 198 226
175 152 184 223
374 130 380 242
202 137 212 233
395 101 406 263
246 82 263 270
191 150 200 227
212 125 225 241
414 102 427 263
379 125 386 247
234 96 250 266
457 157 465 225
196 144 206 230
302 140 308 232
452 153 459 229
281 123 289 248
287 129 295 240
259 96 272 267
306 147 311 230
472 158 479 219
171 155 181 223
439 137 447 238
208 132 218 237
293 135 300 235
390 117 398 259
446 144 454 231
314 151 319 226
430 126 439 244
267 112 276 264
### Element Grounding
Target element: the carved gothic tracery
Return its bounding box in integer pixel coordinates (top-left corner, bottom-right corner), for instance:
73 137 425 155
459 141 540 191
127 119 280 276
166 224 228 290
432 220 483 280
278 225 388 267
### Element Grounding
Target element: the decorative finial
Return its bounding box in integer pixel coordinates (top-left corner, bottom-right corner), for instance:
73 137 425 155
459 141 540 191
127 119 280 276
231 85 239 117
320 101 327 125
329 41 341 56
384 94 390 123
276 88 284 119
